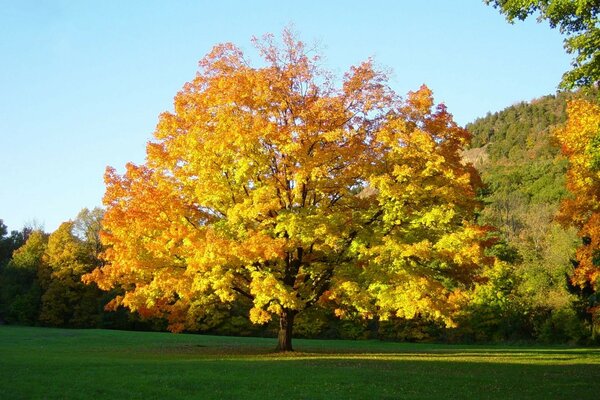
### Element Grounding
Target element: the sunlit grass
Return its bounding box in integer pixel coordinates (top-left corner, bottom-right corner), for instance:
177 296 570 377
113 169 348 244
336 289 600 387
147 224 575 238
1 326 599 399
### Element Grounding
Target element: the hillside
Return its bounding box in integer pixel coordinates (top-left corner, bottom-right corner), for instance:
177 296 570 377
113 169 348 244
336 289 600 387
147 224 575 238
466 92 574 207
465 90 597 228
457 91 597 342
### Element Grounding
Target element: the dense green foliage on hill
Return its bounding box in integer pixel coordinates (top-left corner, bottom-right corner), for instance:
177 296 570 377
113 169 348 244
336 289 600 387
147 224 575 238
466 92 574 232
459 90 599 343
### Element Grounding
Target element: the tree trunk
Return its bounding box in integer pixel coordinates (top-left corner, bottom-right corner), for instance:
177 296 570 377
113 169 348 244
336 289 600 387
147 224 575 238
275 309 296 352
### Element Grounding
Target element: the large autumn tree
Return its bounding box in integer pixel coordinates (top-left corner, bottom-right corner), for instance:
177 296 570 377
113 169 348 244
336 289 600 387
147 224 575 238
85 31 490 351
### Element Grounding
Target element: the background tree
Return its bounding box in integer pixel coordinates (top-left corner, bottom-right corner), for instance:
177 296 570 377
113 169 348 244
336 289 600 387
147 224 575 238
486 0 600 88
0 230 47 324
39 219 104 327
0 221 15 267
0 221 34 324
0 220 29 270
556 99 600 336
72 207 105 264
84 31 490 351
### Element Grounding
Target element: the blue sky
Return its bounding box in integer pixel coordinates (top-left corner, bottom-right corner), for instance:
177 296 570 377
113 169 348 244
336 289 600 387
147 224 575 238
0 1 570 233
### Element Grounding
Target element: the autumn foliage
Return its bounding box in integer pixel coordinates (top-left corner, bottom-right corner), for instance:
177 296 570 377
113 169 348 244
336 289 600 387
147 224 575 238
83 31 490 350
557 99 600 291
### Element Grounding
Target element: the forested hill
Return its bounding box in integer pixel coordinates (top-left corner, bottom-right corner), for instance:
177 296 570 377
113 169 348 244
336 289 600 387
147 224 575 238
455 90 591 343
465 88 597 210
463 90 587 264
467 92 572 160
464 92 576 209
465 89 598 165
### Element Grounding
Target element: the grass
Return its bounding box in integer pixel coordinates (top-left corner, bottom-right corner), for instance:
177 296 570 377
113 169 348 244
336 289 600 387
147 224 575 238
1 326 599 399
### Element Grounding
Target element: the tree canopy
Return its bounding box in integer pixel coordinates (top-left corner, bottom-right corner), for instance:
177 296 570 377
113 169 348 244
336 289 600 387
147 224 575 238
556 99 600 288
84 31 490 351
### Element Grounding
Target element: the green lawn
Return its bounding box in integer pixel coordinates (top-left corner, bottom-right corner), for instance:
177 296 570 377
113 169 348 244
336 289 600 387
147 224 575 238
1 326 599 399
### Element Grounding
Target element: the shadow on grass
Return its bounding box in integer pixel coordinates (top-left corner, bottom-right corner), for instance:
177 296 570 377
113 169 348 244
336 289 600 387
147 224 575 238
1 326 600 399
2 353 599 400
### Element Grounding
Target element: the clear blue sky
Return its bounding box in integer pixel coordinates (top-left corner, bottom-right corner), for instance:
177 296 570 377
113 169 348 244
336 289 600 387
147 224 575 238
0 1 570 233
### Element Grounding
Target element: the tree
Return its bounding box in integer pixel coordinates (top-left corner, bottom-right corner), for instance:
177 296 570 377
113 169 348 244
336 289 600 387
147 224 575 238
39 221 104 327
486 0 600 88
37 209 106 327
0 220 30 268
556 98 600 336
0 220 10 267
557 99 600 287
72 208 105 260
0 230 47 324
84 31 491 351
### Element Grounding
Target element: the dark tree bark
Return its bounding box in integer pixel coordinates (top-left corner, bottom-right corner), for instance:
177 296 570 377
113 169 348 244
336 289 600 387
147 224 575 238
276 308 296 352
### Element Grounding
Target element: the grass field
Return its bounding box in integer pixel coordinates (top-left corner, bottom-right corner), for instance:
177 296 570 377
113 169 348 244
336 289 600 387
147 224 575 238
1 326 599 399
